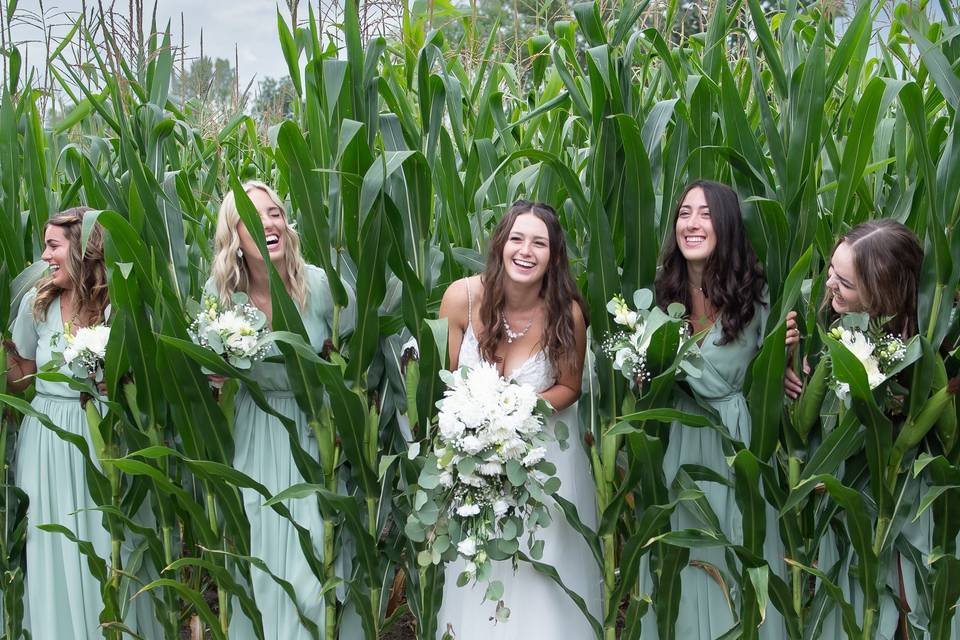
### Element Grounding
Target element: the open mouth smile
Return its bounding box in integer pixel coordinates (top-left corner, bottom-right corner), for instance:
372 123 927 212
512 258 536 270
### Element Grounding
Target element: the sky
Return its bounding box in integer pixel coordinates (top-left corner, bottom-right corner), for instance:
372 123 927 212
10 0 302 89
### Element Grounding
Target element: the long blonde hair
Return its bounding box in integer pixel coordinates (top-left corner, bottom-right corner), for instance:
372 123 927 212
34 207 109 323
211 181 308 308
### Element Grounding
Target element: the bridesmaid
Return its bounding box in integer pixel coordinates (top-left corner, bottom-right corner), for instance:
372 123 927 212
639 180 785 639
207 181 353 639
784 219 928 639
435 200 602 639
6 208 157 638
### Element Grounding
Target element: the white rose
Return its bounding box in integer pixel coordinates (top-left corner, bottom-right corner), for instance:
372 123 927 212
457 537 477 557
460 435 485 455
456 503 481 517
492 499 510 517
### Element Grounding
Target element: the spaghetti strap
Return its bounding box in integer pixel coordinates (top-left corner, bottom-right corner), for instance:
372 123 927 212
465 276 474 323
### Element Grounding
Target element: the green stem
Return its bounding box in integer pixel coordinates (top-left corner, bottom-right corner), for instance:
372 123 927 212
332 304 342 349
788 456 802 617
925 283 945 342
324 517 337 640
602 533 617 640
206 490 228 634
367 495 381 635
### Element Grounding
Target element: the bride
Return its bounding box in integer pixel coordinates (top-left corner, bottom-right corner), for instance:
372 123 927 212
436 200 602 639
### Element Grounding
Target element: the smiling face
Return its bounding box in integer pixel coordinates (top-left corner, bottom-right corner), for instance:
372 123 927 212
675 187 717 266
41 224 74 289
826 241 864 314
236 187 287 265
501 212 551 286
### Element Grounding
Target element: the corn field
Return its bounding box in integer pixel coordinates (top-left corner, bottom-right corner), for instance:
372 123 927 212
0 0 959 638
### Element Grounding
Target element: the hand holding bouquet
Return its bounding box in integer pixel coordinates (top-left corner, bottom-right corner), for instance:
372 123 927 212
409 361 561 620
602 288 700 389
57 324 111 382
825 315 910 401
188 293 272 372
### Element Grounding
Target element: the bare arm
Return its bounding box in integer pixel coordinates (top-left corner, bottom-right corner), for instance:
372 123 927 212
438 277 472 371
4 340 36 393
540 303 587 411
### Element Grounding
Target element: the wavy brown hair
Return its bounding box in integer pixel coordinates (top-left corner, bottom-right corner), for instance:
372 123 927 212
34 207 109 323
655 180 766 344
478 200 587 376
828 219 922 338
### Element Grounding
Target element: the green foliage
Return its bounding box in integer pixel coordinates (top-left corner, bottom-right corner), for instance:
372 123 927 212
0 0 958 638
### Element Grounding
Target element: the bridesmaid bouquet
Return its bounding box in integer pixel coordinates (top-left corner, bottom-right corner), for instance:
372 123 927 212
411 361 561 619
826 319 908 400
602 289 699 387
187 293 272 370
57 324 111 381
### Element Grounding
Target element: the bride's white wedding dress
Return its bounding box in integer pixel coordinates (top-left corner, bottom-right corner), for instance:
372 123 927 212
436 281 603 639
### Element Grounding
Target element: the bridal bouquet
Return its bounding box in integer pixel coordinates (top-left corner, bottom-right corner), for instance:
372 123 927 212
188 293 271 370
55 324 111 381
410 361 561 619
602 289 700 387
826 321 908 400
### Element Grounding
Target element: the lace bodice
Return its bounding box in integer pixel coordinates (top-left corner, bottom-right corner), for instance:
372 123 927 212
458 278 556 393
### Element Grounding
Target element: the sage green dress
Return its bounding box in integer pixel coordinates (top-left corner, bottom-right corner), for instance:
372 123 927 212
640 300 786 639
11 288 159 638
212 266 353 640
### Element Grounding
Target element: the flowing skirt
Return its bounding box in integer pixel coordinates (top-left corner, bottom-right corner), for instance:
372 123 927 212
15 394 158 638
228 390 326 640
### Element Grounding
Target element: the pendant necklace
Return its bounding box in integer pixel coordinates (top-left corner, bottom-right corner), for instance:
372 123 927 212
501 311 534 344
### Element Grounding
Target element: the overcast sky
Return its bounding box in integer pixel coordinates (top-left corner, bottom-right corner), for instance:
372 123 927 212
11 1 299 88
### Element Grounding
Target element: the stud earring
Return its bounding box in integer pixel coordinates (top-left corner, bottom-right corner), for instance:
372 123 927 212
237 248 244 258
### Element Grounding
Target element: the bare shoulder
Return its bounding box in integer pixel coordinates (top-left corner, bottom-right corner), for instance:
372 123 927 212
440 276 481 326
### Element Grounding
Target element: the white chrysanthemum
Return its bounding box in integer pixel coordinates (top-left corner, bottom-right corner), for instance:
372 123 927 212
452 389 487 428
227 333 257 353
476 461 504 476
457 537 477 557
522 447 547 467
211 309 247 336
516 415 543 436
456 503 481 517
438 411 466 442
75 325 110 357
459 471 484 487
499 437 528 460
